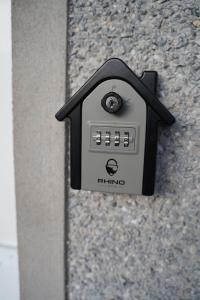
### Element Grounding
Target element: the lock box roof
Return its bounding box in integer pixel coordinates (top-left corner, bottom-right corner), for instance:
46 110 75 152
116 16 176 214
55 58 175 125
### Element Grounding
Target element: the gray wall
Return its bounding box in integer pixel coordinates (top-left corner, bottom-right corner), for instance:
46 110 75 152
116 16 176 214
12 1 67 299
68 1 200 299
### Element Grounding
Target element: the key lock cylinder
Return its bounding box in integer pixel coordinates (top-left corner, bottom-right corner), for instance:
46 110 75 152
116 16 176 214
56 58 175 195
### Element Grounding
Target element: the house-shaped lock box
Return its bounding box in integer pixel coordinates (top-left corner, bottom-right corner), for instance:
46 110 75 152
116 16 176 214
56 58 175 196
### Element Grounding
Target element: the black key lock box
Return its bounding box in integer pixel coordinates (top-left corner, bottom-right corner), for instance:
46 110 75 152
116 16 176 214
56 58 175 195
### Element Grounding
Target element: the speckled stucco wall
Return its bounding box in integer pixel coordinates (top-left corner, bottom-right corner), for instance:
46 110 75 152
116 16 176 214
67 1 200 299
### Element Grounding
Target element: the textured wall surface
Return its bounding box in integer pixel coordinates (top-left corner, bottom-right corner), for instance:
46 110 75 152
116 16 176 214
68 1 200 299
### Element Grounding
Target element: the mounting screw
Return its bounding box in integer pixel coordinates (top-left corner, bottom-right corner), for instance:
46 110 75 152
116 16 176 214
101 92 123 113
